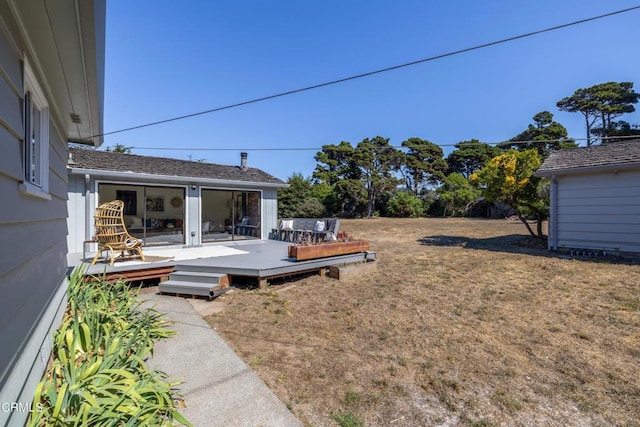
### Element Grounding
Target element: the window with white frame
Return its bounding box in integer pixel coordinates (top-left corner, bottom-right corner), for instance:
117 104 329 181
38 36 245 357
22 60 49 192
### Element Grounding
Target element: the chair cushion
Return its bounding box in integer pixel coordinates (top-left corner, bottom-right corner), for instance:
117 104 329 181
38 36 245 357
314 220 326 232
281 219 294 230
130 216 143 228
125 238 141 248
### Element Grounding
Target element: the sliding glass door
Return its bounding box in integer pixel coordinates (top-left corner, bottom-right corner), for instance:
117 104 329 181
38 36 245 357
201 189 261 242
98 183 186 246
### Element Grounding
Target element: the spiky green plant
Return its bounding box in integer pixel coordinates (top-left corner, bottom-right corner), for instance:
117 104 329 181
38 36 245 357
30 268 192 426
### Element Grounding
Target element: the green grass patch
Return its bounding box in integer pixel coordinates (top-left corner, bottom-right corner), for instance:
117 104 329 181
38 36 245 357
332 412 364 427
342 390 361 407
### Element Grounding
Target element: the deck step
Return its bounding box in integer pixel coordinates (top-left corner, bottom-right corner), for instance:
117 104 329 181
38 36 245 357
172 263 230 274
159 279 229 298
169 270 228 285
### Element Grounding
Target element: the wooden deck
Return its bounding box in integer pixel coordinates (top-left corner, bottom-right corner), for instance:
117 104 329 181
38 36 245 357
83 265 175 283
73 240 376 288
172 240 376 288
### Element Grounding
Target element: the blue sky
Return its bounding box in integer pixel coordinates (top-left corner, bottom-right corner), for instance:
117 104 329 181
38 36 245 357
103 1 640 181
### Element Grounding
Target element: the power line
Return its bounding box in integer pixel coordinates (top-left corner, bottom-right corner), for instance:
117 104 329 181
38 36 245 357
112 135 640 152
93 5 640 140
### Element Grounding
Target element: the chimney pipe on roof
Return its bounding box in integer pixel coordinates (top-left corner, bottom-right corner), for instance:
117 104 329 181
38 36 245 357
240 152 248 171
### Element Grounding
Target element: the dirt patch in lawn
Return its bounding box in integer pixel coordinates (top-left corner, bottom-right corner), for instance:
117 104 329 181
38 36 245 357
206 218 640 426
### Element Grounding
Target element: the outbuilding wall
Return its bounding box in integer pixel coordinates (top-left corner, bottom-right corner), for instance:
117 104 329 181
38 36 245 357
554 169 640 253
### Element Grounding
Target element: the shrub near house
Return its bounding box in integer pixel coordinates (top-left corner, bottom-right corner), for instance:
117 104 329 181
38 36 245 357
30 270 191 427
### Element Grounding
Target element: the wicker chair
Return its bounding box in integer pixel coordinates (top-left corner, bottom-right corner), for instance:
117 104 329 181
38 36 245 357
90 200 145 266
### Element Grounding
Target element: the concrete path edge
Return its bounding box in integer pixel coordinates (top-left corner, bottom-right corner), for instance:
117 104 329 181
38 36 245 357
140 290 302 427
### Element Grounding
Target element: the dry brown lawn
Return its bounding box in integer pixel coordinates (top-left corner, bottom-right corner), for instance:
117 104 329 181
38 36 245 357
206 218 640 427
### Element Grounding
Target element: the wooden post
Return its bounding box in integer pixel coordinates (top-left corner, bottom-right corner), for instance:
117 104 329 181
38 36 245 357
258 278 268 289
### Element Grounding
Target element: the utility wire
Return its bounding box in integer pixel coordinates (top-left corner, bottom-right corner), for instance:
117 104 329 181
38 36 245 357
93 5 640 140
114 134 640 152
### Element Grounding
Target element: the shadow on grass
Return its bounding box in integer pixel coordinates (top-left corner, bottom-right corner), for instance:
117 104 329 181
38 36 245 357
418 234 640 265
419 234 549 256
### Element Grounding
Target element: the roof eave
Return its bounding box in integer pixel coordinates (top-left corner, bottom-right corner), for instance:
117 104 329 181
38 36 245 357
535 161 640 177
10 0 105 147
68 167 288 188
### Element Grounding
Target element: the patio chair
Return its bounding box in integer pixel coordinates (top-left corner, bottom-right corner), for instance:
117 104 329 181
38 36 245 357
90 200 145 266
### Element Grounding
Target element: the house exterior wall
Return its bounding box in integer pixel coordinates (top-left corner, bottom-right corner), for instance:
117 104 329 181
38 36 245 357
67 173 280 253
67 173 88 254
186 184 200 246
262 188 279 238
553 169 640 253
0 7 68 425
1 0 104 422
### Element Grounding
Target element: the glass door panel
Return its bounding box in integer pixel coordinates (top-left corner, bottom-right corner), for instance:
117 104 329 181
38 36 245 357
201 189 234 242
202 189 261 242
98 183 185 246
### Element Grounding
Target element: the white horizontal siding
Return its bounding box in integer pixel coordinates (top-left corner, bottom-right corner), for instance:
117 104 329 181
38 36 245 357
262 188 278 238
557 239 640 253
0 68 22 135
558 185 640 199
557 214 640 225
559 222 640 233
555 169 640 189
556 170 640 253
67 174 87 253
559 204 640 216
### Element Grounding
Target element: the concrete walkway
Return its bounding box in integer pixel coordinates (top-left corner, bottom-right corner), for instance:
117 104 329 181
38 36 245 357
140 290 302 427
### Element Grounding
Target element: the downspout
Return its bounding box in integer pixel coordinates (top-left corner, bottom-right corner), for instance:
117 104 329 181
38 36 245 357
85 174 91 240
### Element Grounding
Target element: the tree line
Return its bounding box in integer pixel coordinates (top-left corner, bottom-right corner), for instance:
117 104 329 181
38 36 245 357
278 81 640 238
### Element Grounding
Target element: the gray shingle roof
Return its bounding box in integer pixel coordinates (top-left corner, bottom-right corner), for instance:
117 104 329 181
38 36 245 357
69 148 286 185
536 139 640 176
